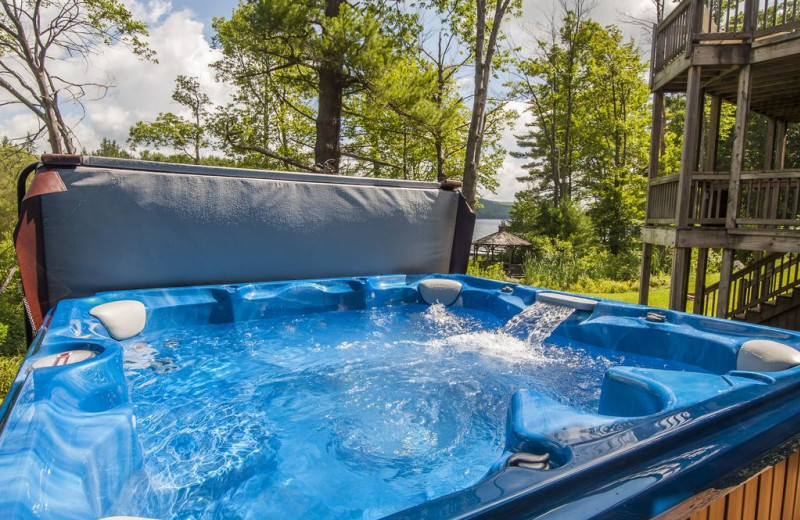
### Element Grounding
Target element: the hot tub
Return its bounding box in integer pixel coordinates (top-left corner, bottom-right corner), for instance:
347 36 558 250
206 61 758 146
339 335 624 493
2 274 800 519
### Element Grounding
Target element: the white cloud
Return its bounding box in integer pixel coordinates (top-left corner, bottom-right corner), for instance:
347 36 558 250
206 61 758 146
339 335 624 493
0 1 225 153
481 100 534 202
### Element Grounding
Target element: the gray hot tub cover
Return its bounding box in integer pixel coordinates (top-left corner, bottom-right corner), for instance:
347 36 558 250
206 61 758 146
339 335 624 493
15 156 475 329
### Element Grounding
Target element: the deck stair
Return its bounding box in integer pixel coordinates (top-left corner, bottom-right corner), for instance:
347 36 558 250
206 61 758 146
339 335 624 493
701 252 800 325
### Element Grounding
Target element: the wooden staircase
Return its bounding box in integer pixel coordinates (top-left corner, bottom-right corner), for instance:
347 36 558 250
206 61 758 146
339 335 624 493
701 252 800 329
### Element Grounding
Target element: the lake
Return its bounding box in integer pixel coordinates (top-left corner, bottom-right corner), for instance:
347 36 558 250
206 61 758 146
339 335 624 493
473 219 503 242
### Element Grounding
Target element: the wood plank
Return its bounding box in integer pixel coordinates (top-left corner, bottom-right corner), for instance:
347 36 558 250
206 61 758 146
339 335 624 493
694 248 709 313
651 172 681 185
718 248 735 316
772 458 788 519
641 226 678 246
741 474 759 519
776 120 788 170
708 495 728 520
765 116 777 170
653 54 692 91
692 43 751 65
726 483 745 519
782 452 800 519
758 466 775 520
751 33 800 63
671 247 693 311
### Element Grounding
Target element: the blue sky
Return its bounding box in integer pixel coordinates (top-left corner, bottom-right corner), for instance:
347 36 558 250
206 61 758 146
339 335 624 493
0 0 655 201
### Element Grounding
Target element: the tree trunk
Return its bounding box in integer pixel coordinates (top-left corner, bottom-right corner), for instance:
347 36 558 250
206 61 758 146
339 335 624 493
462 0 512 209
435 131 445 182
314 0 344 174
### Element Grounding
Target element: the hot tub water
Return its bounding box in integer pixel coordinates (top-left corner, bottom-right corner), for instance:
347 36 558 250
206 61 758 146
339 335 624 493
111 301 697 520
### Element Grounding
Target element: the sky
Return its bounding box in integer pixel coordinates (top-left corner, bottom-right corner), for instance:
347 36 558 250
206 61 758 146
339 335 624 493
0 0 656 202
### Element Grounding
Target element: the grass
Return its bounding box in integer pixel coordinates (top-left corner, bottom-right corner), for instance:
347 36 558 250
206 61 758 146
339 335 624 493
581 271 721 310
583 286 670 308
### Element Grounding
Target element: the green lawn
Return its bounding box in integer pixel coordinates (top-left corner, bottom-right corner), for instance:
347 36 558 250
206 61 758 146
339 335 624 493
583 286 670 308
582 271 721 311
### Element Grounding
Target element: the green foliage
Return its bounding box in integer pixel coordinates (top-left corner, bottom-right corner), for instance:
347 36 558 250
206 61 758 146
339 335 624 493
467 260 508 282
509 196 595 254
509 10 650 284
0 354 23 401
0 141 35 399
89 138 133 158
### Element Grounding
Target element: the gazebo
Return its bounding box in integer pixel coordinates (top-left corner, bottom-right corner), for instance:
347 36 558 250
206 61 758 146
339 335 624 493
472 224 532 274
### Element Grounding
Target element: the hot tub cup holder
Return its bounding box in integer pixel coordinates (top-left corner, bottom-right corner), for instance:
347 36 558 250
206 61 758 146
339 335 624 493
30 343 107 372
31 349 97 370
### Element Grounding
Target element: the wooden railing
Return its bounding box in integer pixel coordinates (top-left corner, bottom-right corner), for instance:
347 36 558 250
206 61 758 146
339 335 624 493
653 0 799 71
703 251 800 317
739 170 800 226
646 170 800 227
687 173 729 224
756 0 800 35
645 174 680 222
654 0 693 70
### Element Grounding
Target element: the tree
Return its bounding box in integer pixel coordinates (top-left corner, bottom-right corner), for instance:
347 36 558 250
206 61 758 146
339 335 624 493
211 0 414 173
128 76 211 164
574 24 649 255
432 0 521 207
0 0 154 153
511 10 650 265
511 0 593 205
211 4 316 170
88 137 131 158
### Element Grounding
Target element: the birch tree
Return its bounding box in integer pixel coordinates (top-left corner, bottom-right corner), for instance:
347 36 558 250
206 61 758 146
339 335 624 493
0 0 153 153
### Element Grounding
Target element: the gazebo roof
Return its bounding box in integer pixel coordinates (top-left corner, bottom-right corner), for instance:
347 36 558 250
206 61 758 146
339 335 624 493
473 226 531 247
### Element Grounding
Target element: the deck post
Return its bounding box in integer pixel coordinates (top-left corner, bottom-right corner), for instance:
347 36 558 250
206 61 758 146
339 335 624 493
725 64 752 230
639 243 653 305
677 66 703 229
693 248 709 314
669 66 703 312
717 248 735 317
704 95 722 172
670 248 693 312
640 91 665 306
775 119 788 170
764 116 776 170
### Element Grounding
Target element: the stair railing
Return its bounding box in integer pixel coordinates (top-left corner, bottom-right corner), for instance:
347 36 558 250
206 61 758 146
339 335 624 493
702 252 800 318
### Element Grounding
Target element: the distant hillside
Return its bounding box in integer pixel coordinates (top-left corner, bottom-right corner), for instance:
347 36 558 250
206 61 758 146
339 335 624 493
476 199 512 220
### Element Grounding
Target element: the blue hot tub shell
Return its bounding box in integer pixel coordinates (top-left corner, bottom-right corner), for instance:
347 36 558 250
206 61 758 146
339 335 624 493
2 274 800 519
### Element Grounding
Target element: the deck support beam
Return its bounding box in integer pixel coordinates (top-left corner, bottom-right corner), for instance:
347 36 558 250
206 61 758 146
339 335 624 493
669 66 703 311
775 119 788 170
764 116 776 170
640 91 665 306
726 64 752 230
717 248 735 317
693 248 709 314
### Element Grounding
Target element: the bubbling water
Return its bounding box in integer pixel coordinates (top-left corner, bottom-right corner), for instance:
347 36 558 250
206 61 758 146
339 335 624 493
113 301 687 520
